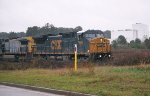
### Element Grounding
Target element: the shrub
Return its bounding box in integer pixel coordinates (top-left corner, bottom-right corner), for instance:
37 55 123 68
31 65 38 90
111 49 150 65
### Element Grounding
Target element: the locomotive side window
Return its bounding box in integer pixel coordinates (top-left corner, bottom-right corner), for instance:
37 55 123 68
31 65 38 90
85 34 96 40
85 34 95 38
85 33 104 40
96 34 103 37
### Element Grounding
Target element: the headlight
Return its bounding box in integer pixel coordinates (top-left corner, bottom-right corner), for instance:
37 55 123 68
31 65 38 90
108 55 111 57
99 55 102 58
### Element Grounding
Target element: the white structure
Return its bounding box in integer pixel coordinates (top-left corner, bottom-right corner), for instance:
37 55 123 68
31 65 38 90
111 29 134 42
111 23 149 42
132 23 149 41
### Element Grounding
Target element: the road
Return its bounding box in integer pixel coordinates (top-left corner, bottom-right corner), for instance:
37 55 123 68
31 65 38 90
0 85 64 96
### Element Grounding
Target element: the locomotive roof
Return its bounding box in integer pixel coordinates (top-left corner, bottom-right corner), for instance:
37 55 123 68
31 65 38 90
33 31 76 38
77 30 104 35
83 30 103 34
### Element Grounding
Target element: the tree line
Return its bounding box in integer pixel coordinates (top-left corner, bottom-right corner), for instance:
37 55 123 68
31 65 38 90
112 35 150 49
26 23 83 37
0 23 82 39
0 32 26 39
0 23 111 39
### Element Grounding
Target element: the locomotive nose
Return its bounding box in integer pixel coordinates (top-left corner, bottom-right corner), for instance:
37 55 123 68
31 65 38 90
89 37 111 60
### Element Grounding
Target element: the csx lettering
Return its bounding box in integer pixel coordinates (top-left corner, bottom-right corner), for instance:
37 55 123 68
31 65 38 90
51 40 62 49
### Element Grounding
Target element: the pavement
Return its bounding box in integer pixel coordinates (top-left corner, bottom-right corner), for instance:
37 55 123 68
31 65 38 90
0 85 64 96
0 82 95 96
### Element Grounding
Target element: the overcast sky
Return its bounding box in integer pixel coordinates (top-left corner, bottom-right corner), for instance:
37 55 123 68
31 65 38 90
0 0 150 32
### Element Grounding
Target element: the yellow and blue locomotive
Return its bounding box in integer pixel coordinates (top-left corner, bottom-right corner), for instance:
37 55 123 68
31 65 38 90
33 30 111 60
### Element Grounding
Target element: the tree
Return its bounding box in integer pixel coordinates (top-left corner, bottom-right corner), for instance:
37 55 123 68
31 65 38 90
135 38 143 48
111 35 128 48
39 23 56 35
0 32 9 39
74 26 82 32
117 35 127 45
8 32 18 39
135 38 141 44
44 23 56 31
144 38 150 49
17 32 26 37
130 40 135 48
26 26 40 36
25 23 83 37
111 40 117 48
129 38 143 49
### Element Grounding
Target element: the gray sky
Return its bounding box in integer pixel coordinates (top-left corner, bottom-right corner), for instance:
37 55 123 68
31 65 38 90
0 0 150 32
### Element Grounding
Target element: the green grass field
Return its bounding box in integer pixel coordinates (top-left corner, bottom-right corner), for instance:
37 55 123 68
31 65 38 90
0 64 150 96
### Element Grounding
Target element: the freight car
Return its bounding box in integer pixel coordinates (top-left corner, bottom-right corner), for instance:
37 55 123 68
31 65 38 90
4 37 35 54
0 31 111 61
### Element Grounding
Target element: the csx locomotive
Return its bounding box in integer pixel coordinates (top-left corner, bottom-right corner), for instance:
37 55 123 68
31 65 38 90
0 31 111 61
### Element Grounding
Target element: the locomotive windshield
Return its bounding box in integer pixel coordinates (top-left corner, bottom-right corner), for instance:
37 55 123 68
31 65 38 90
85 33 103 40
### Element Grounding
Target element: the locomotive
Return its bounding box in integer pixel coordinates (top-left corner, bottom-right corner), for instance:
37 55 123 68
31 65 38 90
0 30 111 61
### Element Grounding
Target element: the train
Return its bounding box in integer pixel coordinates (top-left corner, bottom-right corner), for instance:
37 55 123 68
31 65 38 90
0 31 111 61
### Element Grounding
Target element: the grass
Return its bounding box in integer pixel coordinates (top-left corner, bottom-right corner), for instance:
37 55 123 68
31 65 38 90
0 64 150 96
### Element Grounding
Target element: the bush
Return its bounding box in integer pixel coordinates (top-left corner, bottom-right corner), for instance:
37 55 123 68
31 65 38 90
0 57 66 70
111 49 150 65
